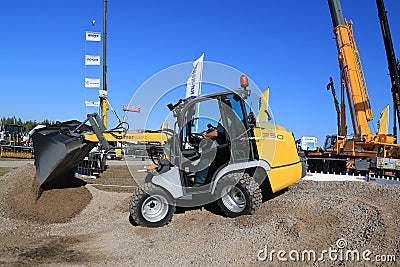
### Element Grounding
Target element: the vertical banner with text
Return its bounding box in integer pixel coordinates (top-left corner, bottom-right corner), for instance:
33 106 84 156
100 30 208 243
84 30 102 107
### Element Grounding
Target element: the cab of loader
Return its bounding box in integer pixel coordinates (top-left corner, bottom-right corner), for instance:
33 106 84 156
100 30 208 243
147 89 256 184
168 91 256 189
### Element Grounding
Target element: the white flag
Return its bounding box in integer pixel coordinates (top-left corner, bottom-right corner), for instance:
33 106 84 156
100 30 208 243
85 78 101 88
186 53 204 98
85 55 101 65
85 101 100 107
85 31 101 41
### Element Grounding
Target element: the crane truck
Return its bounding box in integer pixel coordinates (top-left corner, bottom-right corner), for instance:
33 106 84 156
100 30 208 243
306 0 400 178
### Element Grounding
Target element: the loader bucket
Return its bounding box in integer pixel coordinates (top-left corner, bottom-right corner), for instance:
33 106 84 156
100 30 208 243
32 120 97 189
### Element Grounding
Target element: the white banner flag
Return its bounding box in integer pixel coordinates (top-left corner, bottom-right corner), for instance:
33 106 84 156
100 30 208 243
86 31 101 42
85 101 100 107
85 78 101 88
85 55 101 65
186 53 204 98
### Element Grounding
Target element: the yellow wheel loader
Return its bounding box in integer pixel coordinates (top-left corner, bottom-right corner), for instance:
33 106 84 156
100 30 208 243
32 75 305 226
129 76 306 227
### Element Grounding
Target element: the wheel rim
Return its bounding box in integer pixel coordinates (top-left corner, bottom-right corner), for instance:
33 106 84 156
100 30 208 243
141 195 169 223
221 185 246 213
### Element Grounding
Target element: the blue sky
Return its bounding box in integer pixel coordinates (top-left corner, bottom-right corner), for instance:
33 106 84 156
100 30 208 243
1 0 399 146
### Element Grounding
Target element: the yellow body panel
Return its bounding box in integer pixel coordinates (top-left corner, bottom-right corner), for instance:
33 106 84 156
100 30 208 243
268 161 303 193
254 123 303 193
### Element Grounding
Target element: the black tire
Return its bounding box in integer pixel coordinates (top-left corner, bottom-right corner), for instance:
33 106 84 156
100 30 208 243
130 183 176 227
216 172 262 217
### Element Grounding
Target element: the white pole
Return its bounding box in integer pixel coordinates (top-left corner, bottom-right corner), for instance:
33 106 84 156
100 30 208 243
195 53 204 133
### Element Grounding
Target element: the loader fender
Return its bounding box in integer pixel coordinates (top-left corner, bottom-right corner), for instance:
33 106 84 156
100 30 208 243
210 160 270 194
151 166 184 198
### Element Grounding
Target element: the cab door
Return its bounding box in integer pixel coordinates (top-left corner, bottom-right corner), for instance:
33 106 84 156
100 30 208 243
218 94 253 162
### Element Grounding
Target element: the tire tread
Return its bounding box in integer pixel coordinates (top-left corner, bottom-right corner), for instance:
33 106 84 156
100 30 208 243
217 172 262 217
130 183 176 227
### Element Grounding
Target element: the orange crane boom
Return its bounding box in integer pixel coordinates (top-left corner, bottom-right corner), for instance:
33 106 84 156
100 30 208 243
329 0 373 136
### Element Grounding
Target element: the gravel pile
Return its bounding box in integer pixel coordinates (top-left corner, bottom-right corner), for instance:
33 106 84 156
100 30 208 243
1 164 92 224
0 165 399 266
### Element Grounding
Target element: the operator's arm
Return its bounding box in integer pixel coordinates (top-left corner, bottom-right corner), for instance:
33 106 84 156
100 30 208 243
203 129 218 139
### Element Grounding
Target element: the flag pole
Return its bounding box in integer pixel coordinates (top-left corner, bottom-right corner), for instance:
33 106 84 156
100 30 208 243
195 53 204 133
100 0 108 128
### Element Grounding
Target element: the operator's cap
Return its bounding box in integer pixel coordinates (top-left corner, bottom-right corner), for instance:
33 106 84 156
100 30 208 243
205 127 216 134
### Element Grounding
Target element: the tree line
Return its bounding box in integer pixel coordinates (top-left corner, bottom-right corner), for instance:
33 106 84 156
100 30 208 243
1 117 54 133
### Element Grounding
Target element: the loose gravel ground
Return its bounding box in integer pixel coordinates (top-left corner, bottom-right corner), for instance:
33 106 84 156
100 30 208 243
0 164 399 266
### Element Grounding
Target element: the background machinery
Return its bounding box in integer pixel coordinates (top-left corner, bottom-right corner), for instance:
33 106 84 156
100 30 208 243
0 124 33 159
296 136 318 152
326 77 347 136
306 0 400 177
